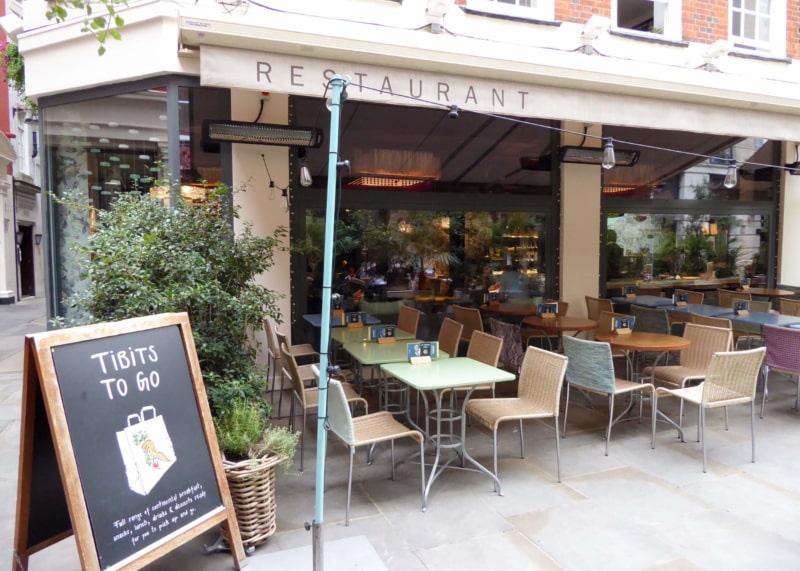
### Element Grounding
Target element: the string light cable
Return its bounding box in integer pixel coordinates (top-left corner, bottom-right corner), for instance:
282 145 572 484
349 82 798 175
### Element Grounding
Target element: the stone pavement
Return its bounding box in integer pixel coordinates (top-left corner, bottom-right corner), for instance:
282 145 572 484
3 297 800 570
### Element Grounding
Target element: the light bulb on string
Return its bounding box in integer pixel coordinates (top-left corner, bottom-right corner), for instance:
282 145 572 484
298 147 313 187
280 188 290 212
261 153 276 199
724 159 737 189
602 137 616 170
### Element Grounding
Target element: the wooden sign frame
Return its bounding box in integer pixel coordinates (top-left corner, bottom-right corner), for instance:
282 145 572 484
13 313 246 571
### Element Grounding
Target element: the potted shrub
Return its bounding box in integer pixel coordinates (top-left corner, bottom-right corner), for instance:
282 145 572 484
53 184 294 548
214 399 298 549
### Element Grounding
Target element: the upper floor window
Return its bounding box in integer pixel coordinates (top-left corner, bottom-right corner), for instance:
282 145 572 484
730 0 786 55
465 0 555 22
613 0 682 41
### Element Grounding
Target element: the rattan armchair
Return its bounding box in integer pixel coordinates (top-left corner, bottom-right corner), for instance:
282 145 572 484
397 304 422 337
466 346 568 483
282 346 367 472
489 318 525 373
690 314 736 350
643 323 733 390
562 335 656 455
437 317 463 359
717 288 751 308
326 378 425 525
778 298 800 316
452 304 484 347
760 325 800 417
585 296 614 321
674 289 704 304
264 317 318 399
653 347 765 472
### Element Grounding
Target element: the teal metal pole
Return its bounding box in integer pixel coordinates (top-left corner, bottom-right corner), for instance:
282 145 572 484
312 74 349 571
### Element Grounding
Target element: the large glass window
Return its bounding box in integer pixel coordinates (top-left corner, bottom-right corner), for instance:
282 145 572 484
43 83 229 318
301 208 548 315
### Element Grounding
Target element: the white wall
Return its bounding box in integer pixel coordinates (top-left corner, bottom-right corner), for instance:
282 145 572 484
779 142 800 287
559 124 603 317
230 90 293 355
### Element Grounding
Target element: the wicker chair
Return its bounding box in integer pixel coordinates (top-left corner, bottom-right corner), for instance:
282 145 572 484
271 328 320 416
466 345 568 484
760 325 800 418
585 296 614 321
452 305 484 347
397 304 422 337
717 288 751 308
674 289 704 304
653 347 766 472
561 335 656 455
439 331 502 404
436 317 463 358
326 378 425 525
489 318 525 373
282 346 367 472
778 298 800 316
264 317 318 405
642 323 733 391
630 304 672 367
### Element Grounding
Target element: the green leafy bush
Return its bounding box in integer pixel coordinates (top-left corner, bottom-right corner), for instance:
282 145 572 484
54 186 286 418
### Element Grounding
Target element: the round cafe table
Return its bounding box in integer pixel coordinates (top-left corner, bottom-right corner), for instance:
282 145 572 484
480 302 540 318
594 331 690 352
744 287 795 300
595 331 690 382
521 316 598 351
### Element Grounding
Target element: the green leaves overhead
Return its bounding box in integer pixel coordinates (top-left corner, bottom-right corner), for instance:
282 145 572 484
45 0 128 55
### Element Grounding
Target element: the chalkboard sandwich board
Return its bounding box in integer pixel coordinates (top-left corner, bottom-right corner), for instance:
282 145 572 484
13 313 246 571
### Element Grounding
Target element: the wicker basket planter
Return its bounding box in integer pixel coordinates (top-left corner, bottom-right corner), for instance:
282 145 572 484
222 454 287 549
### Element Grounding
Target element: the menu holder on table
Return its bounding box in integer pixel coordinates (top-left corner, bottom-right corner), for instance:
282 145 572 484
740 277 751 291
623 286 637 300
370 325 397 343
346 311 365 328
485 292 500 308
734 300 750 316
537 302 558 319
672 292 689 307
613 316 634 335
407 341 439 365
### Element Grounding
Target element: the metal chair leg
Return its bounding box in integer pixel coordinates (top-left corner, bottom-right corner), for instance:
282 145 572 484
701 407 707 473
562 383 571 438
554 416 561 483
518 419 525 458
605 393 614 456
751 400 756 463
345 448 354 526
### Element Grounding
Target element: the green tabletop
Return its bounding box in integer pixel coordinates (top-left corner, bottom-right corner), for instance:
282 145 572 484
381 358 515 392
331 327 416 345
343 340 449 366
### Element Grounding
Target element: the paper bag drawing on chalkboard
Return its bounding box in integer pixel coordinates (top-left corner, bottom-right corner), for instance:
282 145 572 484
116 406 176 496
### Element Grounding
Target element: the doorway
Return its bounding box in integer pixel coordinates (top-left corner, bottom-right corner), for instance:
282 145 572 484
17 225 35 298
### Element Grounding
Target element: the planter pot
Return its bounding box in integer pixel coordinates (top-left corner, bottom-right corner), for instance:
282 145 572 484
222 454 286 549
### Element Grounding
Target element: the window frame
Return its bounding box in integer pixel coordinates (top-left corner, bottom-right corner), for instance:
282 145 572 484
611 0 683 42
464 0 555 22
729 0 786 56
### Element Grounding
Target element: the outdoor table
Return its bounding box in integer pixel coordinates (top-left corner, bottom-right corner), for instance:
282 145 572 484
744 287 795 299
380 358 515 506
665 303 733 325
611 295 674 308
721 311 800 335
343 340 450 415
479 302 540 318
330 326 416 345
520 315 598 351
302 313 382 328
595 331 690 383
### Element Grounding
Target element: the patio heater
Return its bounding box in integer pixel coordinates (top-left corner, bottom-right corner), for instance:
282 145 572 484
312 74 350 571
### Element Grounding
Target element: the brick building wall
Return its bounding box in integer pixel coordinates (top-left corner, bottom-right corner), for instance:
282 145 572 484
453 0 799 60
788 0 800 59
555 0 611 23
682 0 728 44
